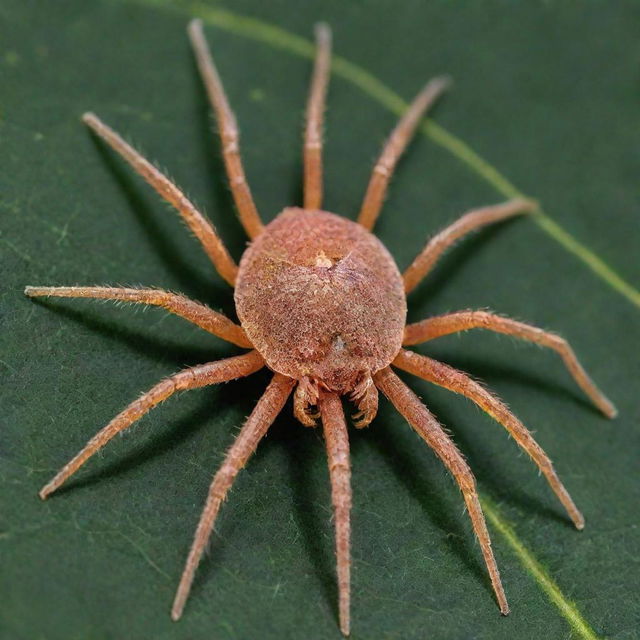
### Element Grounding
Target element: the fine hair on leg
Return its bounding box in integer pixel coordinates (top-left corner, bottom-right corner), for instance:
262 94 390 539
39 351 265 500
402 310 616 418
403 199 537 293
82 112 238 286
394 349 585 528
303 23 332 210
373 366 509 615
171 373 295 620
357 76 450 231
319 391 352 636
25 285 252 348
188 19 264 239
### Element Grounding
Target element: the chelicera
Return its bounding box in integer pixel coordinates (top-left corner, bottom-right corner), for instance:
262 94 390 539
26 20 616 636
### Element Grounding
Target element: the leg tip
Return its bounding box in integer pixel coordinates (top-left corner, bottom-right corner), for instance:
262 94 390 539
187 18 204 37
314 22 332 44
170 605 183 622
82 112 98 127
512 197 539 213
24 286 35 297
38 487 50 500
500 604 510 616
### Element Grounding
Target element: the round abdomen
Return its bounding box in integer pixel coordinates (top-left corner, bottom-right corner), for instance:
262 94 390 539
234 208 407 393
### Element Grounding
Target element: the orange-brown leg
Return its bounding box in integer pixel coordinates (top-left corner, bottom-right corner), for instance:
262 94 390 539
171 373 295 620
39 351 264 500
82 113 238 286
303 23 332 210
24 285 252 348
373 366 509 615
357 77 450 231
403 199 536 293
188 19 264 239
403 311 616 418
394 349 586 528
318 391 352 636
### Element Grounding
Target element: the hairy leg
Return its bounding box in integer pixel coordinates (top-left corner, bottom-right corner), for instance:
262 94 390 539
25 286 252 348
373 366 508 615
394 349 585 528
39 351 264 499
82 113 238 287
357 77 450 231
403 310 616 418
304 23 332 210
403 199 536 293
319 391 352 636
171 373 295 620
188 19 263 239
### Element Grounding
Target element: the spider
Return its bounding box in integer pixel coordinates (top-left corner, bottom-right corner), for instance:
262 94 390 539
26 20 616 636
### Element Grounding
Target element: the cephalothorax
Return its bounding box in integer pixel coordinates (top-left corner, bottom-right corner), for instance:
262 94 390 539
27 21 615 636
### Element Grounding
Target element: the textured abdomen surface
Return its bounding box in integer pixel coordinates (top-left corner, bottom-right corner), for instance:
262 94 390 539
235 208 406 392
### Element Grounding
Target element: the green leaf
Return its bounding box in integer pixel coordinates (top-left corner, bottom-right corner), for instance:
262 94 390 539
2 1 638 638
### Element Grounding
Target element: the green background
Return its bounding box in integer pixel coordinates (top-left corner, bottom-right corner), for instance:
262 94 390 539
2 1 639 639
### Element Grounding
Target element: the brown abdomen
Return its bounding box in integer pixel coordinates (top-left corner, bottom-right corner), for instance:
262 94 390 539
234 208 406 393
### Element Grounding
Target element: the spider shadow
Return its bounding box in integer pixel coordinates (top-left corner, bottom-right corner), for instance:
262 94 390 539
368 408 491 593
30 298 224 367
406 218 523 311
190 63 250 259
442 352 598 418
277 409 340 618
51 388 227 496
88 134 230 311
400 366 577 528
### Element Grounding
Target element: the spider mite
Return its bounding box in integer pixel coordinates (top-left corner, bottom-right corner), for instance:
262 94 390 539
26 20 616 636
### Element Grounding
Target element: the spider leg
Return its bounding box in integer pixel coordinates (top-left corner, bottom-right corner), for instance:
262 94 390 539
373 366 509 615
24 285 252 348
357 77 450 231
303 23 332 210
403 311 616 418
188 19 263 239
403 199 536 293
39 351 264 500
82 113 238 287
171 373 295 620
394 349 586 529
319 391 352 636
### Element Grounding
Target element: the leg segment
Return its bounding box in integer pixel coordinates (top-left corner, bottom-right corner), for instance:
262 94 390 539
373 366 509 615
25 286 252 348
304 23 332 210
171 373 295 620
394 349 585 528
39 351 265 500
357 77 450 231
403 311 616 418
403 199 536 293
188 19 263 239
82 113 238 287
319 392 352 636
